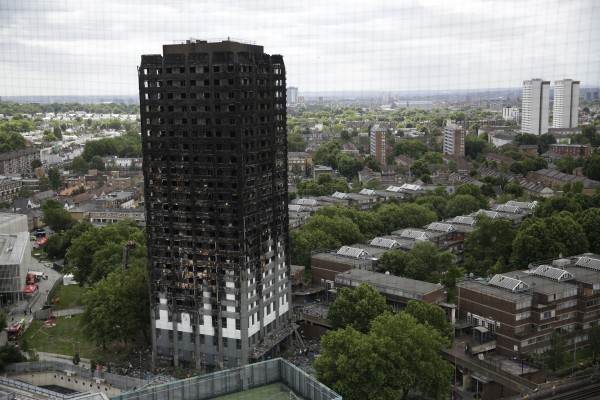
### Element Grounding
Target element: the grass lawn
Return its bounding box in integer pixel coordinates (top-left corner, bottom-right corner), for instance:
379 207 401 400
23 314 102 359
23 285 94 358
50 285 88 309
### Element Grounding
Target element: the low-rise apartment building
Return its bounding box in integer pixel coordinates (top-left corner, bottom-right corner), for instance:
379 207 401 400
457 254 600 359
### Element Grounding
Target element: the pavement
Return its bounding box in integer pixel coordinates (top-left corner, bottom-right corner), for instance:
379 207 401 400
3 254 65 345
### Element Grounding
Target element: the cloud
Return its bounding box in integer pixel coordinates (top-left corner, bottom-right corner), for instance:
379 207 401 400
0 0 598 96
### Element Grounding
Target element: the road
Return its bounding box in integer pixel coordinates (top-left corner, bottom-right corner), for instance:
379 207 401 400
3 253 64 345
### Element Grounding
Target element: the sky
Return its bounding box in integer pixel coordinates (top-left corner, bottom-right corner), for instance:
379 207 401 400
0 0 599 96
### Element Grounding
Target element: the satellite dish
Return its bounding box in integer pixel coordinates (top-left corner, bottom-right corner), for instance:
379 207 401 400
385 271 390 275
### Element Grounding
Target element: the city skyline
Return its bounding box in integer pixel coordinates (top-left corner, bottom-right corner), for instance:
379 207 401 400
1 0 599 96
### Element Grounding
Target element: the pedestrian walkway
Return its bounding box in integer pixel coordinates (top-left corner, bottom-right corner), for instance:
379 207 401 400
37 351 92 367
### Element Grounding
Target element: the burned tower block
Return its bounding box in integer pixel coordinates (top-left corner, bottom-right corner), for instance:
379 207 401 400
139 39 291 368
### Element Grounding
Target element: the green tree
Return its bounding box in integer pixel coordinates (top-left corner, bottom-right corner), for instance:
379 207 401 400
556 155 585 174
302 214 363 246
444 194 482 218
537 133 556 154
316 312 453 400
546 332 566 371
375 203 437 234
535 196 582 218
463 215 515 276
514 133 538 146
51 125 63 140
287 130 308 152
480 183 496 198
465 135 487 159
289 229 341 267
583 154 600 180
30 158 42 170
328 283 389 333
379 249 413 276
16 186 33 199
511 213 588 267
577 208 600 253
405 300 453 342
410 159 430 177
81 265 150 349
503 182 524 197
315 327 386 400
455 183 488 208
392 139 428 159
0 345 27 372
90 155 106 171
47 167 63 191
69 156 89 175
314 139 343 169
404 241 455 283
66 220 146 285
589 325 600 362
41 200 76 232
363 155 381 172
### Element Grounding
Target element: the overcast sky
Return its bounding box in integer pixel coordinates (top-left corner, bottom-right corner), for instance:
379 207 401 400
1 0 598 96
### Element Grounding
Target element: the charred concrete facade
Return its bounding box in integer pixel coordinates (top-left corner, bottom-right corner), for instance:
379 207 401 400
139 40 291 369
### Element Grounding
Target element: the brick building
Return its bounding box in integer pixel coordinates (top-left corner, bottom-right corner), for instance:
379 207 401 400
548 144 590 157
457 254 600 359
0 148 39 176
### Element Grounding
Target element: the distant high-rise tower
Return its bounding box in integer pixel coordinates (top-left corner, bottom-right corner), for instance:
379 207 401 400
139 40 291 369
553 79 580 128
370 128 390 166
521 79 550 135
443 124 465 157
286 86 298 104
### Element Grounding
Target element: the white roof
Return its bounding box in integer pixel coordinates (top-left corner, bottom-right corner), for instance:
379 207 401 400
400 183 423 191
488 274 530 292
336 246 369 259
494 204 521 213
576 256 600 271
531 264 573 282
400 229 429 239
288 204 303 212
332 191 349 199
505 200 537 210
369 237 400 249
426 222 455 232
386 185 402 192
359 189 376 196
296 198 317 206
475 210 500 219
449 216 475 226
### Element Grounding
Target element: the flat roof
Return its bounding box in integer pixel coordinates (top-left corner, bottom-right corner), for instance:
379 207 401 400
0 232 28 265
311 252 373 268
458 280 533 302
335 268 442 296
459 254 600 300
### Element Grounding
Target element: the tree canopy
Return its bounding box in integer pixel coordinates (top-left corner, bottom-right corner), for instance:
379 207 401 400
327 283 390 333
41 200 76 232
65 220 147 285
379 241 456 284
405 300 453 342
315 312 453 400
463 215 515 276
511 213 588 267
583 154 600 181
81 265 150 349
